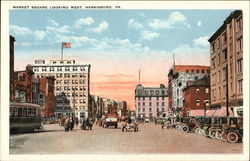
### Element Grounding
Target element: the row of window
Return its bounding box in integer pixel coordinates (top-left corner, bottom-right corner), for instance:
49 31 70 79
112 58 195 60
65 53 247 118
36 73 87 79
10 107 41 117
137 89 166 96
56 92 86 97
211 79 243 100
195 100 210 107
212 60 243 85
138 102 165 107
185 69 210 74
211 17 243 54
56 79 86 84
138 108 165 113
137 97 165 101
195 88 209 94
56 86 86 91
33 66 86 72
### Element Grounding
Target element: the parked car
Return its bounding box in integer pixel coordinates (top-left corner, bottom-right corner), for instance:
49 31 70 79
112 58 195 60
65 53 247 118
156 117 167 124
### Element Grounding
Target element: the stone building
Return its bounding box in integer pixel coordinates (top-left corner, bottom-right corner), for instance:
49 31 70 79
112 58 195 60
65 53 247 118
208 10 243 117
29 59 91 119
167 65 210 117
135 84 168 119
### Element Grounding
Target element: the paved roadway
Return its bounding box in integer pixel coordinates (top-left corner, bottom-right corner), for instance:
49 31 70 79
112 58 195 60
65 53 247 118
10 122 242 154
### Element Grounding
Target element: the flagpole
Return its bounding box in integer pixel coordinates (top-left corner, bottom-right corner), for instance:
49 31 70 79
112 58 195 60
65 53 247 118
61 42 63 60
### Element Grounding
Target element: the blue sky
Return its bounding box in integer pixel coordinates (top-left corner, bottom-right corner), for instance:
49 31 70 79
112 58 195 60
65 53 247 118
9 9 235 106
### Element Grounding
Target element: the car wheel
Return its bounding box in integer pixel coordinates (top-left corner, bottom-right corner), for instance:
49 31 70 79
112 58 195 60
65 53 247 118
208 129 217 139
182 126 189 133
227 132 239 143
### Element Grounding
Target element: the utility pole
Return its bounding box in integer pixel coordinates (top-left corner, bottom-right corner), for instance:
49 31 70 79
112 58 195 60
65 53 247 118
226 64 229 117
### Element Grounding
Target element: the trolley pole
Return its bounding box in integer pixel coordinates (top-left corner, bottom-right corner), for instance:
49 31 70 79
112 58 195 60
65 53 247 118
226 64 229 117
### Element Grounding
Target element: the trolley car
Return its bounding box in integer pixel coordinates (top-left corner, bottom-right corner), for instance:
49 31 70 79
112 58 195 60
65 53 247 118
10 102 43 133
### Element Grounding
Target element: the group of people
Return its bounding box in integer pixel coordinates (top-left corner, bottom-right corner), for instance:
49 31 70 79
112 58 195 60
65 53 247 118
63 116 79 132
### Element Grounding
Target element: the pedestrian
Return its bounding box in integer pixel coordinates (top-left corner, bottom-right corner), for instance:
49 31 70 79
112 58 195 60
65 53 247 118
75 117 79 126
64 117 70 132
70 116 75 131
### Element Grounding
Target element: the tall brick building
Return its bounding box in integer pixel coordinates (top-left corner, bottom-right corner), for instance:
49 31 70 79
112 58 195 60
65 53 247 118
208 10 243 117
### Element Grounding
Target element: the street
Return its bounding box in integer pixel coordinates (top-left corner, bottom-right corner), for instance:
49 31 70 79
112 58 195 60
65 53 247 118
10 122 242 154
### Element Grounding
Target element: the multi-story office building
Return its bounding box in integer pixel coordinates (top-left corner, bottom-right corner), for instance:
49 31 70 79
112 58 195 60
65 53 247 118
135 84 168 119
168 65 210 116
208 10 243 117
29 59 91 119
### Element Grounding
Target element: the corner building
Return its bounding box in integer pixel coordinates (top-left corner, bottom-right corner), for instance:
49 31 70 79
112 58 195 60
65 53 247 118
29 59 91 119
208 10 243 117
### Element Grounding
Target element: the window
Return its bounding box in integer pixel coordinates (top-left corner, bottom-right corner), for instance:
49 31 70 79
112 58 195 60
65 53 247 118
222 33 227 44
196 69 200 73
143 102 145 107
143 97 145 101
196 88 200 93
205 88 209 94
80 67 85 71
157 108 159 112
186 70 189 73
191 70 194 73
237 59 243 74
211 57 216 68
142 108 145 112
238 79 243 94
211 43 215 52
201 70 205 73
58 67 62 71
162 97 165 100
218 87 221 100
42 67 47 71
236 18 243 32
23 108 27 117
156 102 159 107
156 97 159 101
73 67 77 71
223 68 226 81
212 89 216 99
217 38 220 49
223 49 227 61
149 108 152 112
162 102 165 106
138 97 141 101
149 102 152 106
65 67 70 71
196 100 200 106
223 86 227 98
237 37 243 53
18 108 22 117
50 67 54 71
230 63 233 77
149 97 151 101
138 108 141 112
217 54 220 65
28 108 32 116
216 70 220 82
204 100 210 107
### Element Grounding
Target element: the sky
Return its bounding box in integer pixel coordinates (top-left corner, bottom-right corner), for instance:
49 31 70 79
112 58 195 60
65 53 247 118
10 9 234 109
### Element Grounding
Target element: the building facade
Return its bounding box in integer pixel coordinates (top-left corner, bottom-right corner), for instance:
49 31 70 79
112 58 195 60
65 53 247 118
29 59 91 119
135 84 168 119
168 65 210 116
183 76 211 117
13 66 34 103
10 35 15 102
208 10 243 117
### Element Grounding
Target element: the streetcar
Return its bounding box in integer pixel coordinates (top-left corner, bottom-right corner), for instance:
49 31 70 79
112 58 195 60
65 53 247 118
10 102 43 133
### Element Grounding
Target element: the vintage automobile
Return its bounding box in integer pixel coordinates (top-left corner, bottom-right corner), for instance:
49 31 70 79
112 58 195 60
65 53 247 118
102 114 118 128
221 117 243 143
